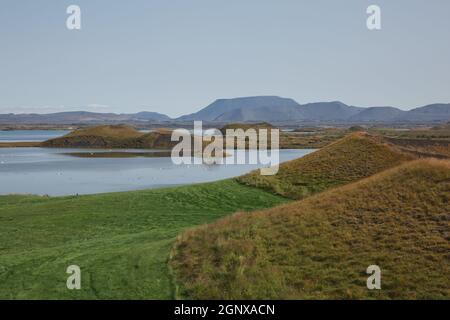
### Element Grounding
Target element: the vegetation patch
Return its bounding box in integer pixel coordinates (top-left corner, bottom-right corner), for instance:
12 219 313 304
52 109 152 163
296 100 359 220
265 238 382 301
170 160 450 299
0 180 287 299
237 133 413 199
41 125 176 149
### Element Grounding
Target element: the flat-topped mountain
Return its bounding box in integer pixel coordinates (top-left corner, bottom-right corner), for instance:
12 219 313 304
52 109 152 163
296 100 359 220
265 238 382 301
177 97 364 122
177 96 450 123
178 96 302 122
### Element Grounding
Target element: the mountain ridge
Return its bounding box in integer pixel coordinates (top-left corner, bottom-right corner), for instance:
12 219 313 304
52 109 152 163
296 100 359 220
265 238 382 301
1 97 450 124
178 97 450 123
0 110 171 124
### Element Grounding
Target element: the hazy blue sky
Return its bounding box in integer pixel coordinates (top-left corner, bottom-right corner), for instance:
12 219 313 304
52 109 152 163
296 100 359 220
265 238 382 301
1 0 449 117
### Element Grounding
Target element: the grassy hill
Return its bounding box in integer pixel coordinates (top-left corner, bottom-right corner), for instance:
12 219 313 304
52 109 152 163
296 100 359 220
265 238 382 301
3 128 447 300
36 123 345 150
170 160 450 299
237 133 413 199
0 180 287 299
64 124 143 139
41 125 176 149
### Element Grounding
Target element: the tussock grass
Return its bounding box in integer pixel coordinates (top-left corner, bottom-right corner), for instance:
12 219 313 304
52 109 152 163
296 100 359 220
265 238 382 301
237 133 413 199
170 160 450 299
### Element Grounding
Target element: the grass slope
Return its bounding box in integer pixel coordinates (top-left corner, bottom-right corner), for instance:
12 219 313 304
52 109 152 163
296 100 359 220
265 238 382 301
64 124 143 139
170 160 450 299
41 125 176 149
237 133 412 199
0 180 287 299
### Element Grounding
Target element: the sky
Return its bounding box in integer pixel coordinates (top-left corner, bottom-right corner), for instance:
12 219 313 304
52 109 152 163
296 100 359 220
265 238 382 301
0 0 449 117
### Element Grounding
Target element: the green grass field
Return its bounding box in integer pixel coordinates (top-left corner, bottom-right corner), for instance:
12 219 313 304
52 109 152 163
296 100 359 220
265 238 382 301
0 180 288 299
3 133 447 300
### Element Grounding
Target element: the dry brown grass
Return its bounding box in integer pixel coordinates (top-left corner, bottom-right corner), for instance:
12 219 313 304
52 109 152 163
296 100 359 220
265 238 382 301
237 133 413 199
170 159 450 299
384 137 450 159
65 124 143 139
41 125 179 149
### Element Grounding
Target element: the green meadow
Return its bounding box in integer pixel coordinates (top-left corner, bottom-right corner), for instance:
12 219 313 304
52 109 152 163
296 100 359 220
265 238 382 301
0 180 287 299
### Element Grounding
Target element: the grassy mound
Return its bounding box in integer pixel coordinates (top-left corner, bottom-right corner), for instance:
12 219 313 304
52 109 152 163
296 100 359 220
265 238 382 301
41 125 176 149
132 129 177 149
170 160 450 299
65 124 143 139
0 180 287 299
237 133 412 199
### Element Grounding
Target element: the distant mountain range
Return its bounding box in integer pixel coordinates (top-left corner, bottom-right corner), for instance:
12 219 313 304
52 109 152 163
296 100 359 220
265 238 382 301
1 96 449 124
178 96 450 123
0 111 171 124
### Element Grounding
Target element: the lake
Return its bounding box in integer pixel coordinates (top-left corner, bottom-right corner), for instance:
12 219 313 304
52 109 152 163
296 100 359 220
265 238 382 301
0 130 70 142
0 147 315 196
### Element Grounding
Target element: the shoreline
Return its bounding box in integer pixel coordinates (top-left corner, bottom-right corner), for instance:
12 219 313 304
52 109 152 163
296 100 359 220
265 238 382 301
0 149 316 197
0 141 42 147
0 141 318 150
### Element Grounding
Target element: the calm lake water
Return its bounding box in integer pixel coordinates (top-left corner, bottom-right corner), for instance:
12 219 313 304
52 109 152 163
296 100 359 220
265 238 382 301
0 147 315 196
0 130 70 142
